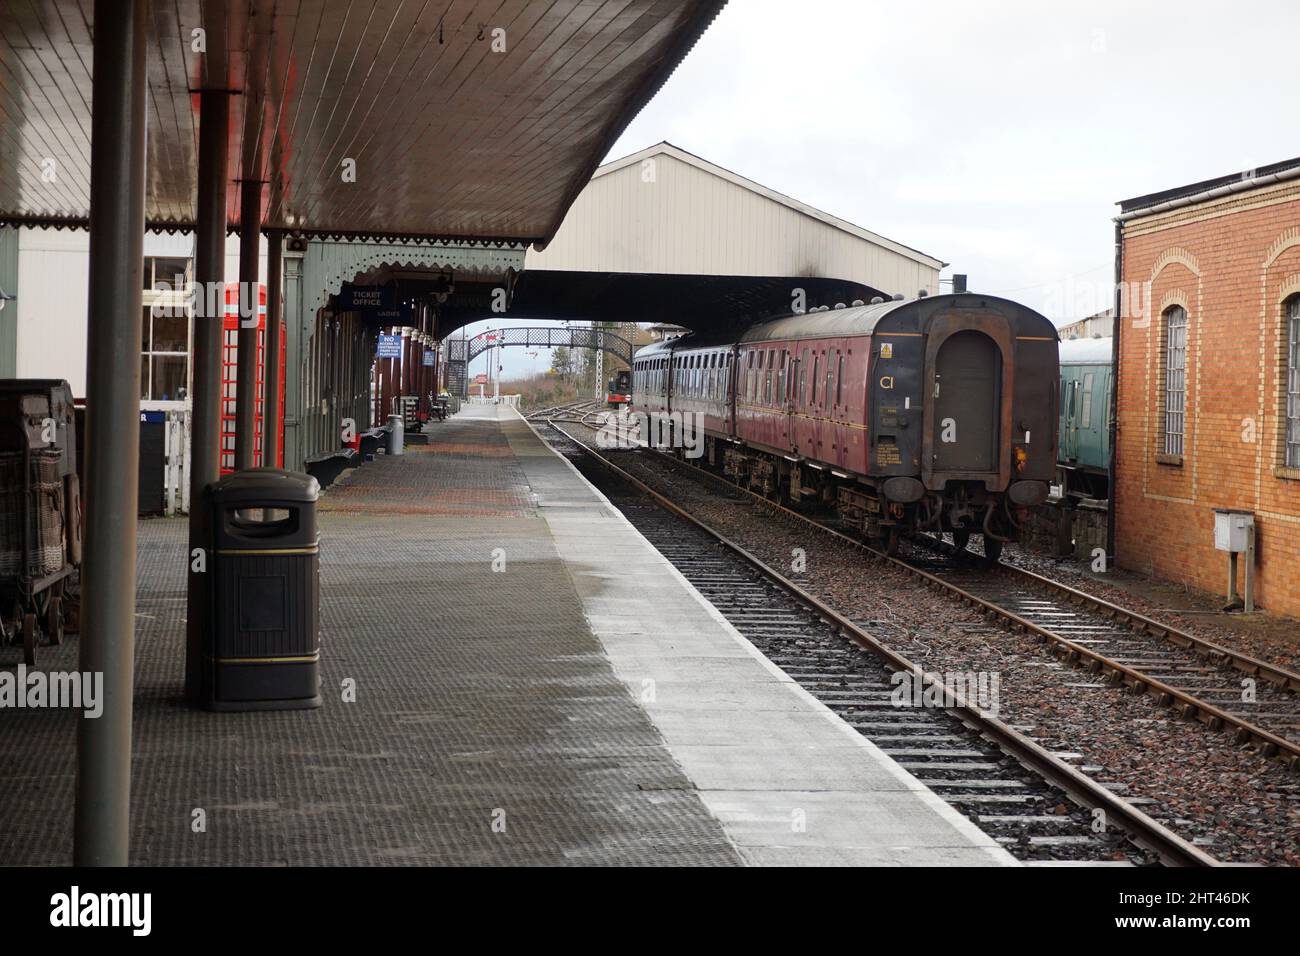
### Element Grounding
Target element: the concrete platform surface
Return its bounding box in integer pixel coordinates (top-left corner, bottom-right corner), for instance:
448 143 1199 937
0 403 1014 866
510 410 1015 867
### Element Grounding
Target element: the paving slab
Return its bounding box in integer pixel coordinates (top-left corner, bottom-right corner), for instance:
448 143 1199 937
0 405 737 866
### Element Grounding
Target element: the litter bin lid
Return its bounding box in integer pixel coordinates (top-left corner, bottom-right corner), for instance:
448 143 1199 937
209 468 320 504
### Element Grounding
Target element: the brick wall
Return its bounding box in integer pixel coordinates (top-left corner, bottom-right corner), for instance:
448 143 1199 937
1116 177 1300 615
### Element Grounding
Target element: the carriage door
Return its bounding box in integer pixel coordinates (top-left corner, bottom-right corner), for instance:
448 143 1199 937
1063 379 1078 461
932 330 1000 472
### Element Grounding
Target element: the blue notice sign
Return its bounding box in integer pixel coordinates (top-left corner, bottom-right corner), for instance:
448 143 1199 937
377 334 402 359
422 351 435 367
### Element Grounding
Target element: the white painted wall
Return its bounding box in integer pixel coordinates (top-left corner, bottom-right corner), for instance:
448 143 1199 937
14 226 265 396
16 228 92 394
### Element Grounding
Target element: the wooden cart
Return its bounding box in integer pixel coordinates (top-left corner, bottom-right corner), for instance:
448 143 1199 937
0 381 80 666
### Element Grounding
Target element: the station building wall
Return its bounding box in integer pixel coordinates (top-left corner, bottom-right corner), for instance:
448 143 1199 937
7 226 263 398
1115 177 1300 616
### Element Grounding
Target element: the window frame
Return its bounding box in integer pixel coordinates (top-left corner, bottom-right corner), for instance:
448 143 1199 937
799 348 809 406
140 257 194 404
1162 305 1188 458
1286 295 1300 469
825 351 835 410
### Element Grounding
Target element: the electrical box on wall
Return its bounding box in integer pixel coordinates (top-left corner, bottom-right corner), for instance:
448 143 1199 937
1213 509 1254 553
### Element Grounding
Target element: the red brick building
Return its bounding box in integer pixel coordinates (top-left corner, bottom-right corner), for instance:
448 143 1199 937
1114 158 1300 616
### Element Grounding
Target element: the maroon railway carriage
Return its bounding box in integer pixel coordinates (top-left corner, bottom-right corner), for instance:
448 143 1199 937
630 293 1059 558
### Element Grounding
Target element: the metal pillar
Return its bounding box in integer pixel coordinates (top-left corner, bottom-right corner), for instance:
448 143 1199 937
75 0 148 867
1246 525 1256 614
281 244 304 467
185 88 231 702
235 178 263 470
264 230 283 469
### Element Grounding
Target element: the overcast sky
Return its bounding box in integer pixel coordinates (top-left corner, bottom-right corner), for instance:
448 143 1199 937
480 0 1299 380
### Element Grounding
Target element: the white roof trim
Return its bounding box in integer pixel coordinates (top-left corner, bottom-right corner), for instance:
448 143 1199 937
595 142 946 270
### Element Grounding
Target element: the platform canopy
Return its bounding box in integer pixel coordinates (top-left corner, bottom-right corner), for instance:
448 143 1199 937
0 0 726 243
436 269 891 338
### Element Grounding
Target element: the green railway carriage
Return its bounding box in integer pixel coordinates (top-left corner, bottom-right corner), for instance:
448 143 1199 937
1057 337 1112 499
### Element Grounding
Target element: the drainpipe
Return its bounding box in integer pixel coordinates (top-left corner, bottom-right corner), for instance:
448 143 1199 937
1107 219 1122 567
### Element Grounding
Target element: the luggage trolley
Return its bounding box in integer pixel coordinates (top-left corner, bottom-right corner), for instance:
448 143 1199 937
0 380 80 666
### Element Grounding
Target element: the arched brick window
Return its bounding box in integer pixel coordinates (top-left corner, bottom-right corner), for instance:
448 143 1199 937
1162 305 1188 456
1286 295 1300 468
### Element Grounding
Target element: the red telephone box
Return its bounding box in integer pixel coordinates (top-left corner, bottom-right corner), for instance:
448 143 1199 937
220 283 286 473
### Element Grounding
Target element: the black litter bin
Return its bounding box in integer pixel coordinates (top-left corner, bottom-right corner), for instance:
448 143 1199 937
204 469 321 711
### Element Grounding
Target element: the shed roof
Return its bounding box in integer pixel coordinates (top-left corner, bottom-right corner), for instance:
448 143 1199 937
1118 156 1300 215
595 142 945 270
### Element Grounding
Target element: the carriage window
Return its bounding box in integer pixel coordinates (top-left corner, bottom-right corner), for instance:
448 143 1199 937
1163 306 1187 456
836 353 845 406
810 355 819 405
1080 372 1094 426
799 348 809 405
777 350 787 405
1287 296 1300 468
825 352 835 408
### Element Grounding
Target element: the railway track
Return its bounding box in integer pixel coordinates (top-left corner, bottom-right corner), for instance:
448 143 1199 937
612 429 1300 772
542 419 1218 867
524 400 595 421
904 537 1300 764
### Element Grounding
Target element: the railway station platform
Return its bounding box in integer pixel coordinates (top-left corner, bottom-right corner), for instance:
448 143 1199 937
0 405 1014 867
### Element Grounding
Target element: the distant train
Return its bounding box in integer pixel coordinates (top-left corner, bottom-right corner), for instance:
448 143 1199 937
607 369 632 407
631 293 1060 559
1056 337 1112 500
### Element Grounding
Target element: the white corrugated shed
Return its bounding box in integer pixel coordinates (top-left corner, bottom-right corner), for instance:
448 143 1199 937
526 143 944 297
